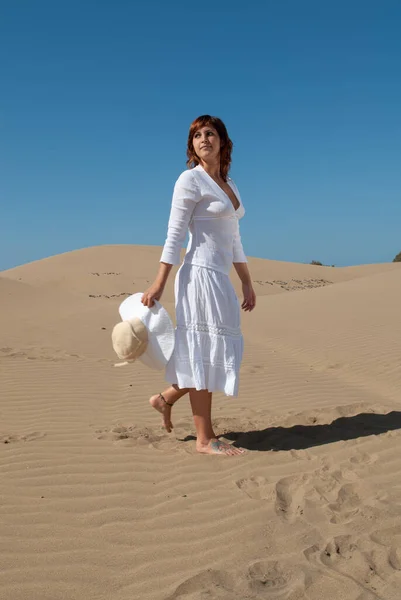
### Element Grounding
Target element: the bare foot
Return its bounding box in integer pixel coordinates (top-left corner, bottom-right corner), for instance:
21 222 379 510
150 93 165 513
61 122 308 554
149 393 174 433
196 438 246 456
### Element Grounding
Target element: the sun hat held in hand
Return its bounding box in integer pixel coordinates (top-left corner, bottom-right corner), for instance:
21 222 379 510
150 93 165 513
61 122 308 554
112 293 175 370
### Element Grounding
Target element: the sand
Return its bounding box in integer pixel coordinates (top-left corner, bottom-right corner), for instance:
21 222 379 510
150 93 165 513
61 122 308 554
1 244 401 600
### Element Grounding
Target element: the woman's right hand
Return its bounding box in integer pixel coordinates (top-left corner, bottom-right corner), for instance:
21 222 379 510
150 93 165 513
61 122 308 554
141 282 165 308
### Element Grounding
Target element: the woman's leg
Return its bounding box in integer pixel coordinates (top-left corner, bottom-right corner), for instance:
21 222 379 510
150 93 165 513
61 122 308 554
189 389 245 456
149 384 189 433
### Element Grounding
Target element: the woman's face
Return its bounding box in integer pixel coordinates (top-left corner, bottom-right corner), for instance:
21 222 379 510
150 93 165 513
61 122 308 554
192 125 221 163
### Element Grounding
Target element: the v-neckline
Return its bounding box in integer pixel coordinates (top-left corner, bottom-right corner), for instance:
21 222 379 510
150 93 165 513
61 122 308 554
196 165 241 212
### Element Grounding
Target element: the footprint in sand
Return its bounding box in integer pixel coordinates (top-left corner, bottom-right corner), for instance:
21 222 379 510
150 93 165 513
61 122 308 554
164 568 243 599
249 364 264 374
328 482 365 524
0 346 84 362
0 347 13 353
307 463 370 523
389 547 401 570
164 561 308 599
371 526 401 572
236 474 310 522
290 449 313 461
95 425 163 447
235 476 276 501
349 452 378 466
1 431 46 444
246 559 306 597
275 474 309 522
305 535 401 597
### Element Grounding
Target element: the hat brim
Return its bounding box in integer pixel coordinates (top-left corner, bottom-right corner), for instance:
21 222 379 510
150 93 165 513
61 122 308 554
118 293 175 370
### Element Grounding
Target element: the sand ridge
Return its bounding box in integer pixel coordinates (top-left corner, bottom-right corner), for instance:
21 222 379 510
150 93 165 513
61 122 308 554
1 245 401 599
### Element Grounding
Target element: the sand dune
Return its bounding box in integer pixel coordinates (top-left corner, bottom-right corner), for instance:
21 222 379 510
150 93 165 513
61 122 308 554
1 245 401 600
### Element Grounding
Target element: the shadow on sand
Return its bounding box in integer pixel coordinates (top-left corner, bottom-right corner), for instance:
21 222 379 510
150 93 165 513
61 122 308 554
180 412 401 452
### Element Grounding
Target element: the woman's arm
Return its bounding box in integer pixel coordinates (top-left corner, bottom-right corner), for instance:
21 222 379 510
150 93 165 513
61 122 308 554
233 261 251 284
233 262 256 312
159 171 201 266
141 171 200 307
233 219 256 312
140 262 173 308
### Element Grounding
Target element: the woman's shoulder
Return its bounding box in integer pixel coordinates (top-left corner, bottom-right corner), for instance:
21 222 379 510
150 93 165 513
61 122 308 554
175 167 203 192
175 167 200 187
173 167 202 201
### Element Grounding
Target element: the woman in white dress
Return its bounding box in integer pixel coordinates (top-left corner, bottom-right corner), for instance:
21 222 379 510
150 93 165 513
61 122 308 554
141 115 256 456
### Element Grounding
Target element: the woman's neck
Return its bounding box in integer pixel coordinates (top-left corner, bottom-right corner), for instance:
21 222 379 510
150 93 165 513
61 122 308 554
200 159 221 181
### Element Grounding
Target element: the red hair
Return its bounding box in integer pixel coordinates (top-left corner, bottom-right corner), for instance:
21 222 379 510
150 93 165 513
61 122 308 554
186 115 233 182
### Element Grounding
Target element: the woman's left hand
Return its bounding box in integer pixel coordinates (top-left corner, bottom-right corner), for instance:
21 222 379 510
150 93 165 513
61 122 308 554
241 282 256 312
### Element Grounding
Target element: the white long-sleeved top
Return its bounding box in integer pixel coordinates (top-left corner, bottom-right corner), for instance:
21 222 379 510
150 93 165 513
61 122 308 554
160 164 248 275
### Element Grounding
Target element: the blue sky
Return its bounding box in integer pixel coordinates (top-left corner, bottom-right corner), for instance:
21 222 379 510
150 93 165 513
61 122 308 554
2 0 400 270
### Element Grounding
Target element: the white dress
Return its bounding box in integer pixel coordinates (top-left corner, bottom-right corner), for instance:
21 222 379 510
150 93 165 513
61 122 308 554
160 164 248 397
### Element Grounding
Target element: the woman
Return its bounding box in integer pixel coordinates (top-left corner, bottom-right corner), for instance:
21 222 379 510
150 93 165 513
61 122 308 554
141 115 256 456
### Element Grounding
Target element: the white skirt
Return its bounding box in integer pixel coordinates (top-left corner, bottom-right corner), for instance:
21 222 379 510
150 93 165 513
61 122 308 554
165 263 244 397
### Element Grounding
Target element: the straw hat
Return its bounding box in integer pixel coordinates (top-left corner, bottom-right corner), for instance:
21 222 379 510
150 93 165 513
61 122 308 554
112 293 175 370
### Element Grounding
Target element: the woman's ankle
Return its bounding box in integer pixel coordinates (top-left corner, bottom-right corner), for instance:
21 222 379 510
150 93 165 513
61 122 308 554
160 392 175 406
196 435 217 447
